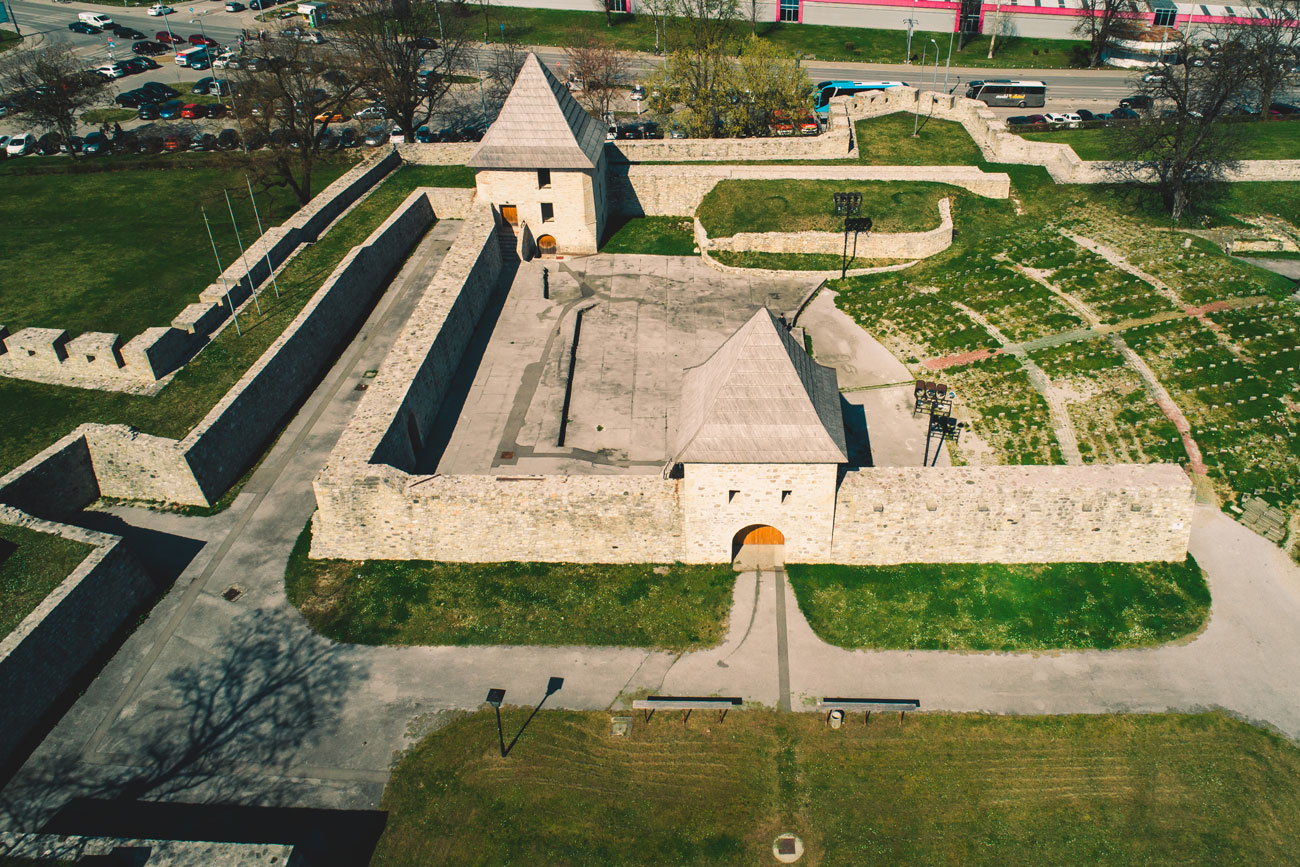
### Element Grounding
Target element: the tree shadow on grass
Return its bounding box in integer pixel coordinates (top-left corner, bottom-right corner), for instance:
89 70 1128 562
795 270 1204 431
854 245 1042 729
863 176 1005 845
1 609 376 863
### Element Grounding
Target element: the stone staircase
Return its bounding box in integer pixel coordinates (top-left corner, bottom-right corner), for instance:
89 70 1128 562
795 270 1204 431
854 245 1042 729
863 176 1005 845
497 223 519 260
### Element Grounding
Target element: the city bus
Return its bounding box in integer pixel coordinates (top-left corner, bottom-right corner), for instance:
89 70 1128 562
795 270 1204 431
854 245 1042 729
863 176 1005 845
964 80 1047 108
813 80 909 117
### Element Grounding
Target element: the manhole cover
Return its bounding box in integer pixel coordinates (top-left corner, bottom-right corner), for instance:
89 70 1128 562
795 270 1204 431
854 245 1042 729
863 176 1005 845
773 833 803 863
221 586 244 603
500 451 515 460
609 715 632 737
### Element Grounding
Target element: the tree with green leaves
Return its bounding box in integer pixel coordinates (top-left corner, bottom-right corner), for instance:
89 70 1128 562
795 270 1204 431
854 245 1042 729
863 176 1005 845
645 0 739 137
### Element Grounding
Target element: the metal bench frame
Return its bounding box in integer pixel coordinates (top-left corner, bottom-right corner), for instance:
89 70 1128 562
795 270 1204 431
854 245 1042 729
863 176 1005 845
631 695 743 725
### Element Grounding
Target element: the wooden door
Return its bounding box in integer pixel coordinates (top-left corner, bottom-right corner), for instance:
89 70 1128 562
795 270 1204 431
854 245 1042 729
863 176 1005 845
537 234 557 257
501 204 518 225
742 526 784 545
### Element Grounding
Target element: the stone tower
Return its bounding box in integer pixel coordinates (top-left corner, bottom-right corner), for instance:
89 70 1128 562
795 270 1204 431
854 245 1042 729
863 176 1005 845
674 308 848 564
467 53 608 257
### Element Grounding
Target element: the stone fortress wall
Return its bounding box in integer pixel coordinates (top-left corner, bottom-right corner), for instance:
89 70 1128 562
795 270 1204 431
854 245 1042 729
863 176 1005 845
846 88 1300 184
699 197 954 259
0 150 401 393
0 183 449 511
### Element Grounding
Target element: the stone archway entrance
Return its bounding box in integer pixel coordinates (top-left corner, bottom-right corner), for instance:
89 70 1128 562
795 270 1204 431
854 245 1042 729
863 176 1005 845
732 525 785 570
537 234 557 258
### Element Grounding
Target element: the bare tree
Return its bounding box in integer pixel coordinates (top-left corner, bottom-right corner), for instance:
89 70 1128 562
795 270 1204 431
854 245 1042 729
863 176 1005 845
333 0 470 141
640 0 674 53
1107 49 1254 222
1073 0 1140 68
565 37 633 123
233 36 363 204
483 36 528 113
0 43 110 150
1227 1 1300 113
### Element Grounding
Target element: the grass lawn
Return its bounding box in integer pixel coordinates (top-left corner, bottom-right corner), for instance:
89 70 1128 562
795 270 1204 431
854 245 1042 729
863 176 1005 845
601 215 695 255
711 250 909 270
472 7 1080 67
855 112 986 165
81 107 140 125
285 524 735 650
1018 119 1300 162
0 164 448 480
372 709 1300 865
788 558 1210 651
0 30 19 52
0 524 92 640
698 179 953 236
0 156 354 336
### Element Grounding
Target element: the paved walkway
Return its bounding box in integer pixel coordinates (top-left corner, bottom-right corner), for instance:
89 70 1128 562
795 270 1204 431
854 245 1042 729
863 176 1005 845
5 247 1300 832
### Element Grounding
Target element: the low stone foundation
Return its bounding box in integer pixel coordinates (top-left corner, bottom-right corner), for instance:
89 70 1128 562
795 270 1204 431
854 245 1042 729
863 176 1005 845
701 198 953 259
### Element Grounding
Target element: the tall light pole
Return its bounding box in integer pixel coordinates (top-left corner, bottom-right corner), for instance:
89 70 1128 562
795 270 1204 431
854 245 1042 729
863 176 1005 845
913 41 930 137
904 17 916 64
931 38 939 96
945 25 955 90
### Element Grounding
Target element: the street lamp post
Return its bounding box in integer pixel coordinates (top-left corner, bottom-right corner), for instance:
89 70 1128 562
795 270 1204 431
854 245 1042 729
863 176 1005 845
944 26 955 91
486 688 506 758
912 41 930 137
931 38 940 95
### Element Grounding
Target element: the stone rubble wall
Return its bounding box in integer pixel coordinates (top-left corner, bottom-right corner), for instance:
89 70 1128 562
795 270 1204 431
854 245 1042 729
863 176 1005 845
0 149 400 393
0 431 101 522
0 834 298 867
395 141 480 165
832 464 1195 563
0 505 153 775
611 163 1009 218
847 90 1300 184
702 197 953 259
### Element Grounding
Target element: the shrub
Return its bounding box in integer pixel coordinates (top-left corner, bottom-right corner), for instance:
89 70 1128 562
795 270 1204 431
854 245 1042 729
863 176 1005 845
844 41 855 50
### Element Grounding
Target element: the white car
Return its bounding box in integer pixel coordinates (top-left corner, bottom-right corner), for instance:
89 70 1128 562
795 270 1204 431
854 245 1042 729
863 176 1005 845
630 84 645 101
1045 111 1082 128
212 51 237 68
147 4 174 15
0 135 9 153
78 11 113 26
7 133 35 156
389 127 406 144
1142 70 1167 83
96 63 125 79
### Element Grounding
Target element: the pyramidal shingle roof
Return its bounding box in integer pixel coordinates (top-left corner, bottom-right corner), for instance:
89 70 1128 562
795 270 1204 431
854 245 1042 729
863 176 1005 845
467 53 607 170
673 309 848 464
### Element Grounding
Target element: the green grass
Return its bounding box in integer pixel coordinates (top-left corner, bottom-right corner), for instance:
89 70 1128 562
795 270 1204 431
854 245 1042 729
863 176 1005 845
404 163 476 188
0 164 445 480
372 709 1300 865
471 7 1080 67
855 113 986 165
1018 119 1300 162
285 523 735 651
787 558 1209 651
0 157 353 336
0 29 20 52
601 216 695 255
81 107 140 125
711 250 908 270
698 179 952 236
0 523 92 640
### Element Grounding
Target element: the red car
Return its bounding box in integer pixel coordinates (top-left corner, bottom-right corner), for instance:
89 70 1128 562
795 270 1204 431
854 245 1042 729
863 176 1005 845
188 34 218 46
156 30 185 44
180 103 207 118
163 132 188 151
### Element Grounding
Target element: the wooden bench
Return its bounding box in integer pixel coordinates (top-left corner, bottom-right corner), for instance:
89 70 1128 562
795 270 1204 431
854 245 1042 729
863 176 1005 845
816 697 921 726
631 695 743 724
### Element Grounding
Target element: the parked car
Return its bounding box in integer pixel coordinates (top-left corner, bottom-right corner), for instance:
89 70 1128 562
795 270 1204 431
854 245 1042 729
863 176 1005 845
1026 114 1048 124
136 135 164 154
1092 112 1113 121
147 3 174 14
413 125 435 143
338 127 360 148
1111 106 1140 119
59 134 84 154
212 51 239 68
207 103 228 117
249 0 274 9
669 125 686 139
36 133 62 155
156 31 185 44
95 63 125 79
115 89 146 107
110 24 146 39
1203 37 1221 51
123 57 159 73
318 129 339 150
1269 102 1300 116
216 127 241 150
189 33 218 47
132 39 169 55
1075 109 1095 121
1188 55 1206 68
82 131 111 155
243 56 268 72
190 132 218 151
1006 115 1031 126
142 81 179 99
412 36 437 49
78 12 113 27
1119 94 1153 110
355 103 386 120
224 0 245 9
0 134 10 156
68 21 102 34
630 84 646 101
158 99 185 119
314 109 348 123
389 126 406 143
162 132 188 151
192 76 217 94
180 102 207 118
1142 70 1167 83
363 125 388 146
137 102 161 119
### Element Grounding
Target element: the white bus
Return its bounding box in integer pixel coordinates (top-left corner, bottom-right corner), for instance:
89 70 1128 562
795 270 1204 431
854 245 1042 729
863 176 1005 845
175 45 210 68
965 80 1047 108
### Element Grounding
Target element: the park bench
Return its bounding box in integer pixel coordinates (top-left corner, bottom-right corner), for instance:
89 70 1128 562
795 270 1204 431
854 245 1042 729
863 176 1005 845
631 695 743 724
816 697 921 726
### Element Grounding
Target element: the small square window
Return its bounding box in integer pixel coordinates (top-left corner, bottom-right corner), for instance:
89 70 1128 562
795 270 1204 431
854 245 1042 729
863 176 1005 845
86 355 96 363
728 489 739 503
781 490 792 503
538 169 551 188
541 202 555 222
